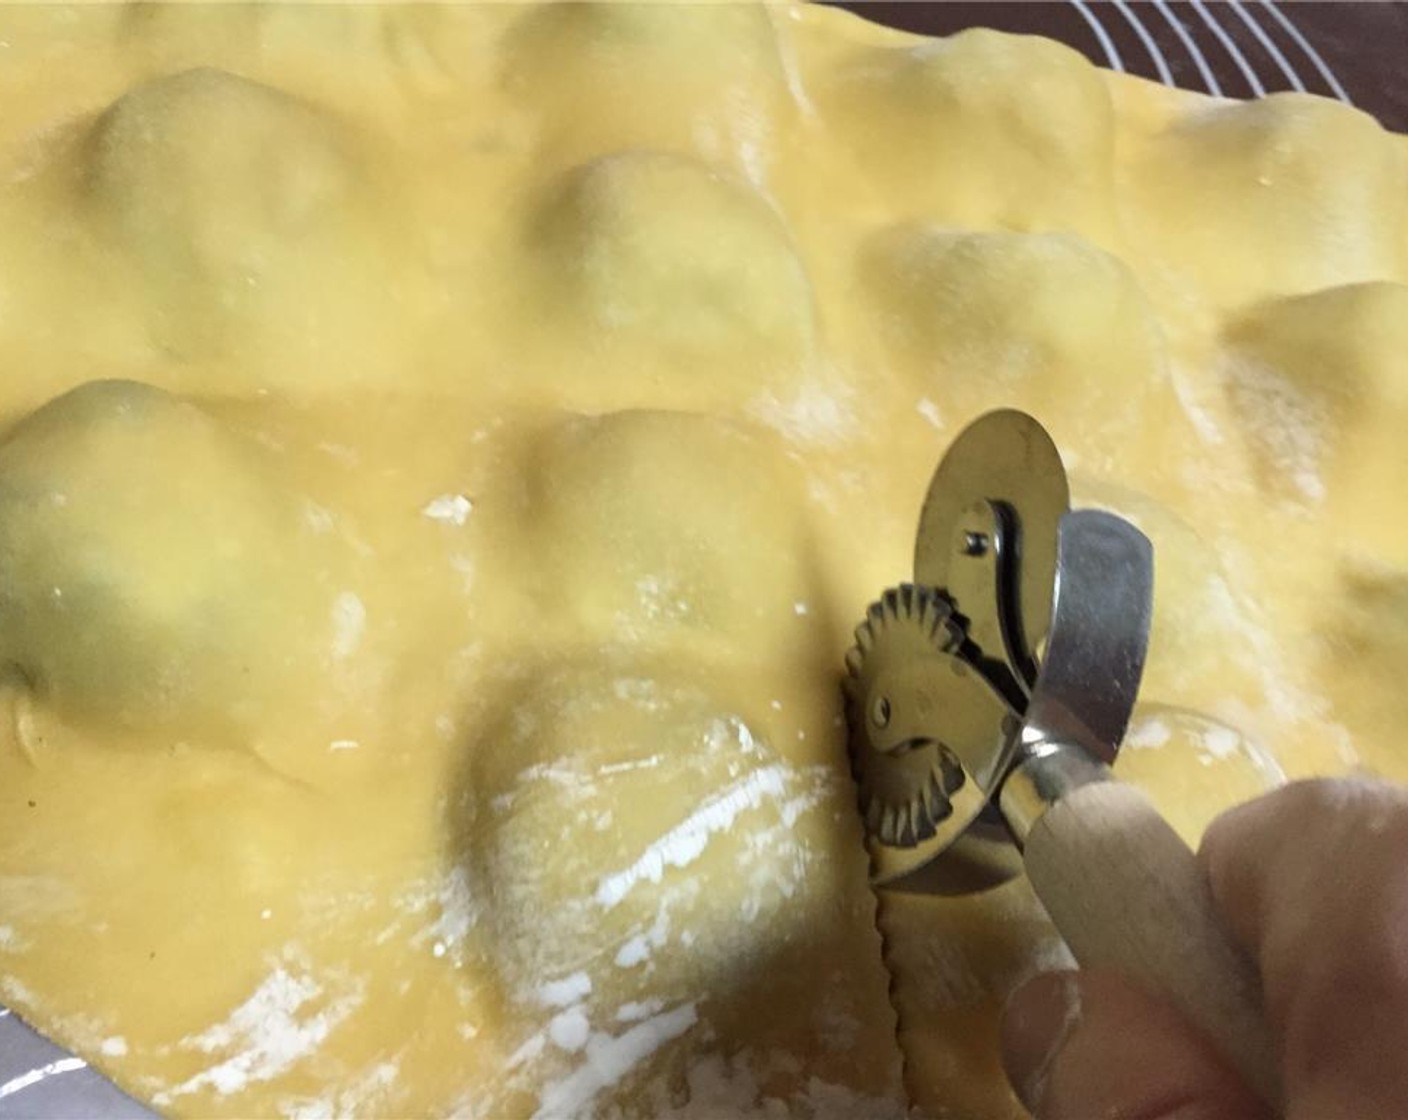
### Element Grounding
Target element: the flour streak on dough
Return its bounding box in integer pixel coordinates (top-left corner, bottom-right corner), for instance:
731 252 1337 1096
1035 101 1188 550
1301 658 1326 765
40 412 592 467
99 1035 128 1058
422 493 474 526
398 868 480 968
0 979 37 1011
1225 356 1330 504
329 592 367 661
280 1059 401 1120
530 1002 698 1120
547 1006 591 1053
1125 717 1173 750
749 382 857 446
156 955 364 1103
536 972 593 1010
593 763 826 910
642 1052 909 1120
615 999 665 1024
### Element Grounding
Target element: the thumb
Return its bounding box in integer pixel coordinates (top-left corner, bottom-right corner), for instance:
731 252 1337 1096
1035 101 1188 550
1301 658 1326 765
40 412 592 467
1001 970 1272 1120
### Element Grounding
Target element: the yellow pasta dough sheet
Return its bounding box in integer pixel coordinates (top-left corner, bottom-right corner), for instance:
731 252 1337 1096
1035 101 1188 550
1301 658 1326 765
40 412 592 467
0 4 1404 1118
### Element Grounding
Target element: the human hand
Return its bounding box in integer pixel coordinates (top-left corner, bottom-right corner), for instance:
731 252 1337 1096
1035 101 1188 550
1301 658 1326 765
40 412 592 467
999 778 1408 1119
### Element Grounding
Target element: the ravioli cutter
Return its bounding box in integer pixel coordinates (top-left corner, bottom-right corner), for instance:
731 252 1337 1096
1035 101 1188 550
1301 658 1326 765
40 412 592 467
843 410 1279 1107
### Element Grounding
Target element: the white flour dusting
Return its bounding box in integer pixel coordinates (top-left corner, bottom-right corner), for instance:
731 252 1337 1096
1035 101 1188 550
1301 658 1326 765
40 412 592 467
422 493 474 526
99 1036 128 1058
330 592 367 660
1226 357 1328 504
548 1007 591 1053
1124 716 1172 750
0 978 36 1009
594 765 793 908
0 876 79 922
648 1052 907 1120
632 574 691 624
402 868 479 967
1127 707 1288 785
507 1032 547 1071
1194 721 1286 782
614 936 651 969
516 763 583 788
613 908 671 970
615 1000 664 1023
449 554 476 594
491 762 586 813
1171 361 1227 446
156 955 364 1102
596 755 664 777
536 972 592 1009
315 442 359 467
702 716 762 758
611 678 663 707
1199 724 1242 760
531 1003 698 1120
281 1059 400 1120
749 382 856 446
302 502 336 534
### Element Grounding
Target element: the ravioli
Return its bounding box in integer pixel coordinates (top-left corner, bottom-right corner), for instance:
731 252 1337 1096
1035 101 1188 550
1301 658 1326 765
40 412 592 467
0 5 1404 1120
520 410 816 658
0 380 346 742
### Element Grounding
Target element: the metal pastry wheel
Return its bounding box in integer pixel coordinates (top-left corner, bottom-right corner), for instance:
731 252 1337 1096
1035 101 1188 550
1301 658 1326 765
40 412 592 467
843 410 1281 1109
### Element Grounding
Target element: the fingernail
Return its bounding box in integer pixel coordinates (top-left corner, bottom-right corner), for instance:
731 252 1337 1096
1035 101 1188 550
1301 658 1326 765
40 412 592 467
1000 971 1084 1113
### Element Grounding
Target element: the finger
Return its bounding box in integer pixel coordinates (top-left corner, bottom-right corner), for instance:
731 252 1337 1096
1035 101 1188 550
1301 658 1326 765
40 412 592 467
1001 969 1270 1120
1200 777 1408 1120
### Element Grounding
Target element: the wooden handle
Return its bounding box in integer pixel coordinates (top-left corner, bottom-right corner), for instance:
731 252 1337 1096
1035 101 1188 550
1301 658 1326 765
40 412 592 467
1022 780 1281 1108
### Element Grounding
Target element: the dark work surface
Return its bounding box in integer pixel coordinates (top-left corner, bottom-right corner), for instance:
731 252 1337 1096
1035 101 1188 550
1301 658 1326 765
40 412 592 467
0 1010 152 1119
835 1 1408 134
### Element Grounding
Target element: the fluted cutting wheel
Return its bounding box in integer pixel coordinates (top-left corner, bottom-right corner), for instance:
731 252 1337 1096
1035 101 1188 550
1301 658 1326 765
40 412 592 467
843 584 971 849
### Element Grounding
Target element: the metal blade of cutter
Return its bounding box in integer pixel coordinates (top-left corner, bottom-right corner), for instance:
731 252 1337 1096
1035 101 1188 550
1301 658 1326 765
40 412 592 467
1022 508 1153 765
915 409 1068 697
889 410 1070 894
855 411 1073 1107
